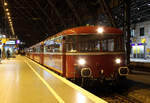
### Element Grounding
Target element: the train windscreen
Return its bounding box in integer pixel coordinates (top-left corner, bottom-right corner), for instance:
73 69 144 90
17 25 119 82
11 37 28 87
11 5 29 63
65 34 124 52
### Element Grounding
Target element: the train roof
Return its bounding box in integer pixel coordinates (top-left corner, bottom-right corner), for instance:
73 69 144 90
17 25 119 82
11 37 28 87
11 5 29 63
29 26 123 48
46 25 123 40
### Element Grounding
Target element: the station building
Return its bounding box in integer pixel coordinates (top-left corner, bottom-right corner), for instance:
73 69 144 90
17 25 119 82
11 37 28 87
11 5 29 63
130 21 150 59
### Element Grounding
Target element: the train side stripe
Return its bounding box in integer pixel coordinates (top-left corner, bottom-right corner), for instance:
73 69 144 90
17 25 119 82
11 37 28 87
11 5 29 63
31 52 124 55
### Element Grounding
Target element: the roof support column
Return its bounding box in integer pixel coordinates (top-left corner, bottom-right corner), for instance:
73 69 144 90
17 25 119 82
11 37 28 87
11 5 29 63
123 0 131 66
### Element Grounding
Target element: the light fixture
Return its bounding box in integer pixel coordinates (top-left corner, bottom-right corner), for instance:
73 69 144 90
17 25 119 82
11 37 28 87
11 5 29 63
7 12 10 16
115 58 121 64
3 1 15 35
78 59 86 65
97 27 104 33
5 8 9 11
4 2 8 6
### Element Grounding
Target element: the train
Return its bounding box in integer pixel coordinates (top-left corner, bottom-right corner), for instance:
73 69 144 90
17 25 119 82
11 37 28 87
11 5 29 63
26 25 129 86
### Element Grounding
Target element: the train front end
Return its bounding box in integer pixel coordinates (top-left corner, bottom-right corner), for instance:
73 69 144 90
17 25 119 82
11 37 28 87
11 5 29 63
64 26 129 83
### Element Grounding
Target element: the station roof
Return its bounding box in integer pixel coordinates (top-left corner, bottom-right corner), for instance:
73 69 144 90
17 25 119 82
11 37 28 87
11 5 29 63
0 0 150 47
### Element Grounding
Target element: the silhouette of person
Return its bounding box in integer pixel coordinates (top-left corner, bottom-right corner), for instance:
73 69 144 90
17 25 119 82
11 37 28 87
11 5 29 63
7 49 10 59
0 49 1 63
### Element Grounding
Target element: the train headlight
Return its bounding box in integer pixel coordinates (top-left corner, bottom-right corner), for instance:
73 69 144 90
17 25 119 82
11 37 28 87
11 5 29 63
78 59 86 65
97 27 104 33
115 58 121 64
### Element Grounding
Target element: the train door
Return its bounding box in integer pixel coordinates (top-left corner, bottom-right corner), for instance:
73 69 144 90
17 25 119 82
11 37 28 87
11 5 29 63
62 36 66 76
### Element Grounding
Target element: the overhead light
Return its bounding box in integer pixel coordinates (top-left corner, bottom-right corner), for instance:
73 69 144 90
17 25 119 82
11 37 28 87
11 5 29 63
7 12 10 16
8 16 10 19
4 2 8 6
8 19 11 22
5 8 9 11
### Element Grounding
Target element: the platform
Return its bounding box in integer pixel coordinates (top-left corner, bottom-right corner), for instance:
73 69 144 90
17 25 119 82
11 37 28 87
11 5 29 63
130 58 150 72
0 56 106 103
130 58 150 63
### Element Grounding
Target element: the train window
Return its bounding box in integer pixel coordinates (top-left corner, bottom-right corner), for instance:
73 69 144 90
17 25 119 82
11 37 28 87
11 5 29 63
33 47 36 52
65 35 101 52
54 37 62 52
35 45 41 52
65 35 77 52
102 40 107 52
40 45 44 52
78 40 100 52
115 37 124 52
65 35 123 53
44 36 62 53
108 39 114 52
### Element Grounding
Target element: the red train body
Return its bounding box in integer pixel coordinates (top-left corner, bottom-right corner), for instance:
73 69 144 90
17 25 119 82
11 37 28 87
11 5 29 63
26 26 129 84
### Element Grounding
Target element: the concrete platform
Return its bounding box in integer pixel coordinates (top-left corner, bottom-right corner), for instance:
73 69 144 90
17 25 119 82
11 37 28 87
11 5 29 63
0 56 106 103
130 58 150 71
130 58 150 63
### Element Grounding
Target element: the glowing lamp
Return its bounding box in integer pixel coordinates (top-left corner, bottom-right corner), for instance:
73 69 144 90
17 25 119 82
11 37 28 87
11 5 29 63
78 59 86 65
4 2 7 6
115 58 121 64
97 27 104 33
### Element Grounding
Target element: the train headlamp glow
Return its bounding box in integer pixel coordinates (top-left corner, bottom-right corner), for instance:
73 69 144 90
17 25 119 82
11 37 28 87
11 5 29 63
97 27 104 33
78 59 86 65
115 58 121 64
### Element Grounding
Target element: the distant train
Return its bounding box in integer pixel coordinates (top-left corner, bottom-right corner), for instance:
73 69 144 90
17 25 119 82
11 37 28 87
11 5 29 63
26 25 129 86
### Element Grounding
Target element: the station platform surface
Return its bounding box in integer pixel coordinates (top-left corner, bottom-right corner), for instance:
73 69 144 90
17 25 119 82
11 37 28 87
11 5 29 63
0 56 106 103
130 58 150 63
130 58 150 71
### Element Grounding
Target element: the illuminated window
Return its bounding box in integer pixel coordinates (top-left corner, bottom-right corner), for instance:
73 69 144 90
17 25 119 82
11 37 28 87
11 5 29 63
108 39 114 51
44 36 62 53
102 40 107 52
131 29 135 37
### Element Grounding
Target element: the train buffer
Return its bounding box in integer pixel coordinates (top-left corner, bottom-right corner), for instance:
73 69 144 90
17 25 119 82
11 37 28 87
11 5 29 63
0 56 107 103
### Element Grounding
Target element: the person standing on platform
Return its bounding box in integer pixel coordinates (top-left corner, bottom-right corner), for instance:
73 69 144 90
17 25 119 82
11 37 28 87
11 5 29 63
6 49 10 59
0 49 2 63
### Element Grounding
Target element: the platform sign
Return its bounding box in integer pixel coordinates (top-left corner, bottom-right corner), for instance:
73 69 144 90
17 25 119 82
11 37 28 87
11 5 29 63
6 40 16 45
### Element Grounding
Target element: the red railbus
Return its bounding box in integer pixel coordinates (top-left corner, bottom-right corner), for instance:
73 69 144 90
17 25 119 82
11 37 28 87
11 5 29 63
26 26 129 85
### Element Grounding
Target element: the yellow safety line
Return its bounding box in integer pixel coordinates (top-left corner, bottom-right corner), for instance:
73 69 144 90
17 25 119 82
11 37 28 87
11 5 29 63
25 61 65 103
26 57 107 103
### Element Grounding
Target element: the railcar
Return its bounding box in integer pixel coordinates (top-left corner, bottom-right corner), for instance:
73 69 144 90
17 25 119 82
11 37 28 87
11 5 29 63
26 26 129 85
